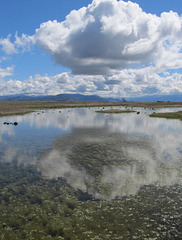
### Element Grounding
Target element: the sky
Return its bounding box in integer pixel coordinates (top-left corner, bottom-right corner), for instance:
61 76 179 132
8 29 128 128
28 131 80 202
0 0 182 98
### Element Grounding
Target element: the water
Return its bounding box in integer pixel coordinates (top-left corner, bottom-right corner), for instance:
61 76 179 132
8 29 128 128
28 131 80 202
0 107 182 239
1 107 182 198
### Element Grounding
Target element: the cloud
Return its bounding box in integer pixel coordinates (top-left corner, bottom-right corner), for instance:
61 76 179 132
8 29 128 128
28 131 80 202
14 32 34 52
1 0 182 98
0 68 182 97
0 33 34 55
0 72 95 96
0 35 17 54
34 0 182 75
106 67 182 97
54 72 70 84
0 66 14 80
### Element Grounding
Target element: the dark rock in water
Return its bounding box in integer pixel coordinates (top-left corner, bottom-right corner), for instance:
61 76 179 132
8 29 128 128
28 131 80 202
3 121 18 126
137 112 140 114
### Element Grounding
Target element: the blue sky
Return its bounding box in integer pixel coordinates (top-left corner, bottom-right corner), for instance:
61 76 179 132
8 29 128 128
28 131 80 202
0 0 182 97
0 0 92 80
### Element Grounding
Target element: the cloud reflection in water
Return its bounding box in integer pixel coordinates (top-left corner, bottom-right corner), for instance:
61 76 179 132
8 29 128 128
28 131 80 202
39 125 182 199
0 108 182 199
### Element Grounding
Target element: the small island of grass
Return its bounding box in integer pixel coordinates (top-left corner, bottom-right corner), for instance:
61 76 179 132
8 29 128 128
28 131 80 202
96 109 136 114
150 111 182 120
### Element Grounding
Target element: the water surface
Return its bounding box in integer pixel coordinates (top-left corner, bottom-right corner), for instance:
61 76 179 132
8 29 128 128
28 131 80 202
1 106 182 239
1 107 182 199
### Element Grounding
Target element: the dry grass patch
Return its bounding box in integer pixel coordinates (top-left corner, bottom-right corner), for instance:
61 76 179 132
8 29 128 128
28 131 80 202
96 109 136 114
0 101 182 116
150 111 182 120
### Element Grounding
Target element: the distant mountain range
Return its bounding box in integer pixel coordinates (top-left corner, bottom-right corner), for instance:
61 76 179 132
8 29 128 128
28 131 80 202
0 93 121 102
126 93 182 102
0 93 181 102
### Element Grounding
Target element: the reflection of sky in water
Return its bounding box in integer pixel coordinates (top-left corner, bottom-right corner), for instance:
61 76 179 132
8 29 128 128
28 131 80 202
0 107 182 199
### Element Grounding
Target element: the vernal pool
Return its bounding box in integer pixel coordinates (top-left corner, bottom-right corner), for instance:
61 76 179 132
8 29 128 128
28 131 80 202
0 107 182 239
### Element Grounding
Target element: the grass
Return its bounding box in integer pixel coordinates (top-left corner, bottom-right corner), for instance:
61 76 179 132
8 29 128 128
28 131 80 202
150 111 182 120
96 109 136 114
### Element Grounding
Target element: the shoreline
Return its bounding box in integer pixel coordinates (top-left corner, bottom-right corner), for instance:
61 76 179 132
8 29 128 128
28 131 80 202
0 100 182 117
150 111 182 120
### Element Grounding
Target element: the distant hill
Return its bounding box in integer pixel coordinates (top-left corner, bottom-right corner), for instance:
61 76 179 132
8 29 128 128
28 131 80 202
126 93 182 102
0 94 121 102
0 93 181 102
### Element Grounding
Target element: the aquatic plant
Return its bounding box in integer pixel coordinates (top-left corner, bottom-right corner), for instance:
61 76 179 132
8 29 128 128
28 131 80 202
0 162 181 239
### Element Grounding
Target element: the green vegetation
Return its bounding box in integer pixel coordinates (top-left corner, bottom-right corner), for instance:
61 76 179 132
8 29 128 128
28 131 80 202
53 129 141 177
96 109 136 114
150 111 182 120
0 162 181 239
1 104 182 239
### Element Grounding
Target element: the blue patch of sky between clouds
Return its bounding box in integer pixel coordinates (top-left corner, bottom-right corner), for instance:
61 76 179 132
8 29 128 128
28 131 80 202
129 0 182 16
158 68 182 77
2 46 70 82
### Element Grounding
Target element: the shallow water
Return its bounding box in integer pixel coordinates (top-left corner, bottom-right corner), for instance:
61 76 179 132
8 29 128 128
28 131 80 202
0 106 182 239
1 107 182 198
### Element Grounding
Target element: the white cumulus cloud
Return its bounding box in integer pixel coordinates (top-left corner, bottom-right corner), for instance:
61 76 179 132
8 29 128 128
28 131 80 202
0 33 34 55
0 35 17 55
34 0 182 75
1 69 182 98
1 0 182 98
0 66 14 80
